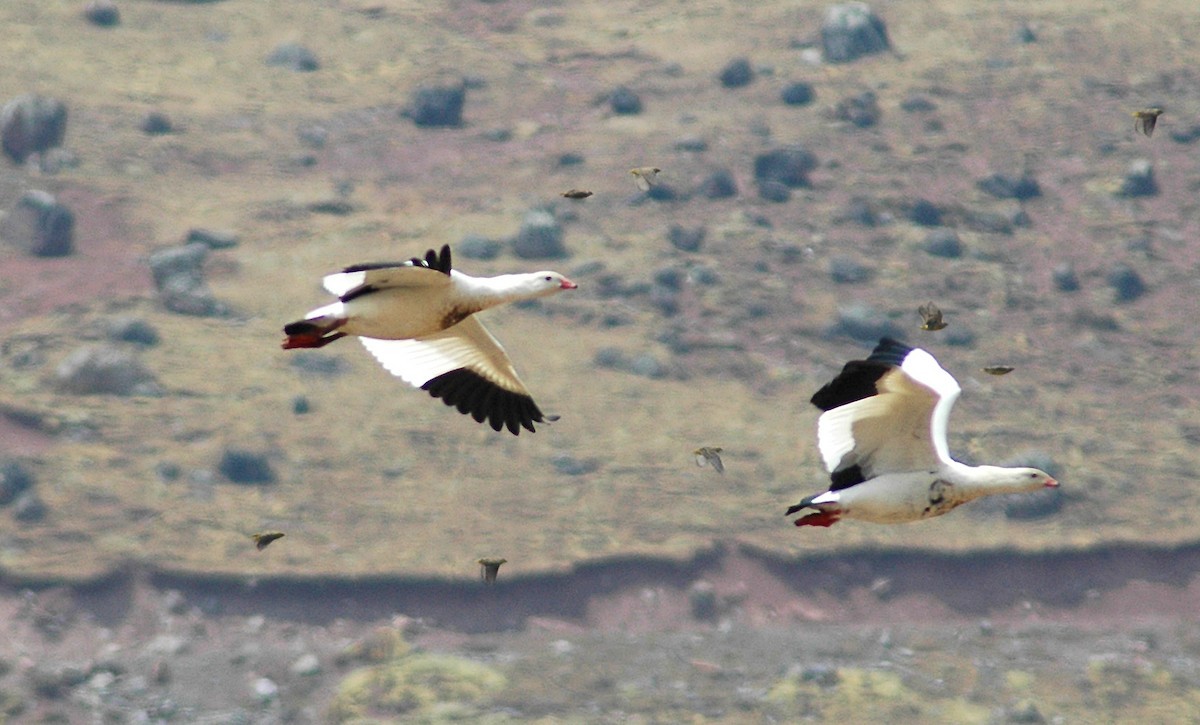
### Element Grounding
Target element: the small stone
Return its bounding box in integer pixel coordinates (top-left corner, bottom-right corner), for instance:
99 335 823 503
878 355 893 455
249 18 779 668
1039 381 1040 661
218 449 275 485
821 3 891 63
609 86 642 115
252 677 278 702
1 94 68 164
899 95 936 113
1052 263 1079 292
1012 23 1037 44
265 43 319 72
406 82 466 128
718 57 754 88
0 460 35 506
907 199 942 226
185 228 238 249
976 173 1041 200
1006 699 1045 723
674 135 708 152
688 581 718 621
557 152 585 167
833 90 881 128
4 190 74 257
54 344 158 396
106 316 159 346
1107 263 1145 302
139 111 173 135
511 209 567 259
550 453 600 476
291 396 311 415
922 229 963 258
457 234 502 260
828 255 872 283
289 653 321 677
696 169 737 199
781 81 815 106
12 491 47 522
753 146 817 188
757 180 791 202
668 225 706 252
149 243 223 317
1117 159 1157 197
84 0 120 27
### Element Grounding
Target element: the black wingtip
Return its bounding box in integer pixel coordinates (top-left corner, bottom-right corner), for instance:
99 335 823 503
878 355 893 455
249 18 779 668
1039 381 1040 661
422 368 547 435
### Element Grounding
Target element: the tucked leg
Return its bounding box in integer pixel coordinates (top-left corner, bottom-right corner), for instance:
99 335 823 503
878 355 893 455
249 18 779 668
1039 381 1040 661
792 510 841 528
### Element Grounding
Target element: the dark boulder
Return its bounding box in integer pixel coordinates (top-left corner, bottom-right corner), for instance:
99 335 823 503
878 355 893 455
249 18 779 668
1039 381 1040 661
1 94 67 164
821 3 890 63
406 82 466 128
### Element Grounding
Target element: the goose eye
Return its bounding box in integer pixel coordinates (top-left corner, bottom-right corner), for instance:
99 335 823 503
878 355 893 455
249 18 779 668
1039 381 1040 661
544 276 552 281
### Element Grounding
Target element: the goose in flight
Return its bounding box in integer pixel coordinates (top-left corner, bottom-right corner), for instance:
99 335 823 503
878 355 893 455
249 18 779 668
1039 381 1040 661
282 245 576 434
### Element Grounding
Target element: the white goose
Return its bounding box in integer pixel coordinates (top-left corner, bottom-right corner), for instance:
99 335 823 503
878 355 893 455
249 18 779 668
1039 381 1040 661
787 337 1058 527
282 245 576 435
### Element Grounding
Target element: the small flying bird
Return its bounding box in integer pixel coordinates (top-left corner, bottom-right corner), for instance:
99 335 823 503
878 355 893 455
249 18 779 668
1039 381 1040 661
1133 108 1164 137
785 338 1057 528
477 557 507 584
693 447 725 474
982 365 1015 376
251 532 285 551
282 245 576 435
561 189 593 199
629 167 661 192
918 302 948 331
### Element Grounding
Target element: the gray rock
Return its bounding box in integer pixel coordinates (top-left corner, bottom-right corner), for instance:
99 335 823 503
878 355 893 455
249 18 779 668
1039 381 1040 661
822 3 890 63
922 229 963 258
1107 263 1146 302
1052 263 1079 292
84 0 120 27
292 396 311 415
899 95 936 113
753 146 817 188
457 234 502 260
1 94 67 164
757 180 791 202
1012 23 1037 44
718 57 754 88
3 190 74 257
1117 159 1157 197
826 303 903 343
976 173 1041 200
149 243 223 316
12 491 47 523
288 352 346 377
833 90 881 127
674 135 708 152
106 316 159 346
609 86 642 115
218 449 276 485
550 453 600 476
511 209 567 259
781 81 815 106
265 43 319 72
688 581 718 621
0 460 34 506
289 653 321 677
406 82 466 128
828 255 872 283
696 169 737 199
185 228 238 249
140 111 174 135
54 344 158 396
668 225 706 252
907 199 942 226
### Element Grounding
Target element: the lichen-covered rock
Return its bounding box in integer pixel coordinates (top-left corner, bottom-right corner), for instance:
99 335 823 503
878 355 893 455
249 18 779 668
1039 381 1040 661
821 3 891 63
328 653 505 723
1 94 67 164
53 344 158 396
2 191 74 257
833 90 881 127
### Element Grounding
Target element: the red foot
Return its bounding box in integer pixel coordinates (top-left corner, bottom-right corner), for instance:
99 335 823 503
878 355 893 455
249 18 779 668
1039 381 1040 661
282 331 347 349
793 511 840 528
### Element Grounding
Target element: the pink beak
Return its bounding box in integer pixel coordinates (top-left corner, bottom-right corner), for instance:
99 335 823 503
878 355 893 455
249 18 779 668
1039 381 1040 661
560 278 578 290
1044 478 1059 488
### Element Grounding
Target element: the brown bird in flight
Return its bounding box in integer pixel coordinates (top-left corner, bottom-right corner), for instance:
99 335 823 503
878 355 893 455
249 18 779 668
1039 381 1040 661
630 167 661 192
561 189 593 200
1133 108 1164 137
981 365 1015 376
693 447 725 474
918 302 948 331
251 532 285 551
477 557 507 584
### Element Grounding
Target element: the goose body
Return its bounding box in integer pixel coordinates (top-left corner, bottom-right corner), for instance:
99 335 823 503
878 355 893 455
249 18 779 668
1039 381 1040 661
282 245 576 434
787 338 1057 527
